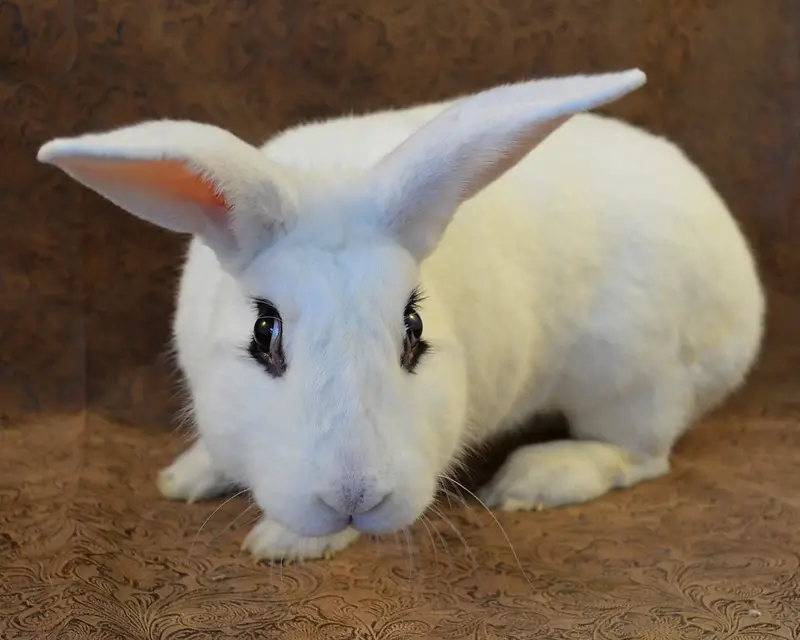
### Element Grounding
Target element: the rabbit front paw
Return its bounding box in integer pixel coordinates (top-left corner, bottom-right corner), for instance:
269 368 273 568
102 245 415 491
157 439 235 503
242 518 361 563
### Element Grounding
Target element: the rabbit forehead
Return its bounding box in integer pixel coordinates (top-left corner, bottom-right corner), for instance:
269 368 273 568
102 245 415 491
241 236 420 319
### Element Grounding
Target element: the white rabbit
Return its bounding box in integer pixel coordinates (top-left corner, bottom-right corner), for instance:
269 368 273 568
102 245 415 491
37 68 765 562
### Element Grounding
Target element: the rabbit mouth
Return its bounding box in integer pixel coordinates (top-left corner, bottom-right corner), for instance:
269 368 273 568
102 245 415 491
275 495 425 538
346 495 429 535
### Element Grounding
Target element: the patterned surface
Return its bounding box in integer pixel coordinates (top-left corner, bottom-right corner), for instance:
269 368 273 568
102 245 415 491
2 0 800 637
2 366 800 638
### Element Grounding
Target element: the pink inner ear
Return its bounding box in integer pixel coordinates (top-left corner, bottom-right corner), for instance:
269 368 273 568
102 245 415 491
64 158 229 209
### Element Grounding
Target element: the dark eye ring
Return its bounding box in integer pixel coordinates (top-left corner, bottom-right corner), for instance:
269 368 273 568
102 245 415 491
248 300 287 378
404 310 423 343
253 314 282 354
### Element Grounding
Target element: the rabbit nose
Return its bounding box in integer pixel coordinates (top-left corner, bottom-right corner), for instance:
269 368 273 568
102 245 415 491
317 482 391 517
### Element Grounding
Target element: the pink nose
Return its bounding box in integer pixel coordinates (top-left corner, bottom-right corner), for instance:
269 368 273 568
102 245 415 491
317 483 391 516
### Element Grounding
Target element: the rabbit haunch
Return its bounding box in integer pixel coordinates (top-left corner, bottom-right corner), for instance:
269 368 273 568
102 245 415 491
38 69 764 562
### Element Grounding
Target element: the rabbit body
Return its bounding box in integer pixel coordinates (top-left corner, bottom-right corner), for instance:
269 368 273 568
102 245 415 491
38 70 764 562
263 105 762 434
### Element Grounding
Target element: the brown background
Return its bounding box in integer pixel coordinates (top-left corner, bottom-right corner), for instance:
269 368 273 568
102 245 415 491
2 0 799 638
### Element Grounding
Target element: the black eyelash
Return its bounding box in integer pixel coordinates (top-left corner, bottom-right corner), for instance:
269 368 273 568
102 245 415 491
403 339 430 374
252 298 277 314
403 285 430 374
405 286 427 314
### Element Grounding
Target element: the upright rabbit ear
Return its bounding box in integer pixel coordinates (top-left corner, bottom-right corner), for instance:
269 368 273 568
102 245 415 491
37 120 298 270
362 69 647 261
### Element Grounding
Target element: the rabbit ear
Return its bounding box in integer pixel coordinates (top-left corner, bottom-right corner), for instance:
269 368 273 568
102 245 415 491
362 69 646 261
37 120 298 269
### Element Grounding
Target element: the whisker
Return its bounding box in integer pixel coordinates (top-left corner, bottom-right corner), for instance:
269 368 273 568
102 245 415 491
422 509 452 558
209 502 256 545
244 511 262 528
189 489 249 557
401 526 415 578
439 474 534 592
418 513 439 566
428 503 476 568
442 490 454 509
392 531 402 558
437 477 483 526
374 533 389 561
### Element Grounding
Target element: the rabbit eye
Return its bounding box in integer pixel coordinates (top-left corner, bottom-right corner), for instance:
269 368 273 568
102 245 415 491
254 315 281 353
401 288 429 373
248 301 286 377
404 311 423 342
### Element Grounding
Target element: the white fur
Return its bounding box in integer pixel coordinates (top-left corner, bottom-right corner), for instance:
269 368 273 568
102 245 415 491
38 69 765 562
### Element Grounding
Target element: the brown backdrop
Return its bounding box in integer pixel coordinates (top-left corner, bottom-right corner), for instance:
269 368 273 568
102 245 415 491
3 0 798 424
2 1 800 638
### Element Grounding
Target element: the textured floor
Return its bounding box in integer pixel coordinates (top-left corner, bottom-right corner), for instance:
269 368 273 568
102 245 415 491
3 332 799 639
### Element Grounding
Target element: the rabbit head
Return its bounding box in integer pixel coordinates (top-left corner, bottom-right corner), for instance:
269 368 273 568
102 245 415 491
38 69 645 537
